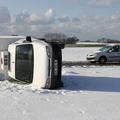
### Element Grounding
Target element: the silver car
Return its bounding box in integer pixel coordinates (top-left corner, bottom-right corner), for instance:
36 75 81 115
86 44 120 64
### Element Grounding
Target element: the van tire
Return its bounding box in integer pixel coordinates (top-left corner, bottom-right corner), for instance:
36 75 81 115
99 56 107 64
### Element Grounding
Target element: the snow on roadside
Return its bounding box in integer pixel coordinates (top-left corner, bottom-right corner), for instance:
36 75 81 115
0 65 120 120
1 65 120 120
62 47 100 61
62 65 120 92
0 47 120 120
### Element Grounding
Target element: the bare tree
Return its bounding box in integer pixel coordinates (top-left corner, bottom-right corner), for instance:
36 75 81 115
44 33 67 43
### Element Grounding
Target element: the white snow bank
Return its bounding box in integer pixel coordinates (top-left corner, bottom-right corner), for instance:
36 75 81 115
0 46 120 120
62 65 120 92
0 65 120 120
62 47 100 61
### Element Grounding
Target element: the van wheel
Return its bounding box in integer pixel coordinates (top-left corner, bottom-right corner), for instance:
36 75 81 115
99 56 107 64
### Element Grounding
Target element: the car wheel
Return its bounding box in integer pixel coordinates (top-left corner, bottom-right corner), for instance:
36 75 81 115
99 56 107 64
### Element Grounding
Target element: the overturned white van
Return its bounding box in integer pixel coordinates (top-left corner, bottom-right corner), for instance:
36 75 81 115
7 36 64 89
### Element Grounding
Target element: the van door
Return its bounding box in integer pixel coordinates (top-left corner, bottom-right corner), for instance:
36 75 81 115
108 45 120 62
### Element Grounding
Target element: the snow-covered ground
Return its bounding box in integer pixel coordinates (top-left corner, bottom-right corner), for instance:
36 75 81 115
62 47 100 61
0 47 120 120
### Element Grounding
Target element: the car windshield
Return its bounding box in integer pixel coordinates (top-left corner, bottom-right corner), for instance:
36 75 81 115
99 45 112 52
15 44 34 83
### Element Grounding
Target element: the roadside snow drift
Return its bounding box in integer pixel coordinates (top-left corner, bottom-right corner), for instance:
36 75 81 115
0 47 120 120
1 65 120 120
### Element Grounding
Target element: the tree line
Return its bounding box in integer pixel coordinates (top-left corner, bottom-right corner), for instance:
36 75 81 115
44 33 79 44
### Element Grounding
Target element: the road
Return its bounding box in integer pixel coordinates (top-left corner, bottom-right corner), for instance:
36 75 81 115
62 61 120 66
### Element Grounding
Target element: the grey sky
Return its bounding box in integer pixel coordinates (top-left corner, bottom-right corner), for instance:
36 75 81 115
0 0 120 40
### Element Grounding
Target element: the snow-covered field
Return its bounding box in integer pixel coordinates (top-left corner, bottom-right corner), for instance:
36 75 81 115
0 47 120 120
62 47 100 61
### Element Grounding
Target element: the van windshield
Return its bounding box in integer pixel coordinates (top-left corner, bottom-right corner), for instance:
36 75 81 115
15 44 34 83
99 46 112 52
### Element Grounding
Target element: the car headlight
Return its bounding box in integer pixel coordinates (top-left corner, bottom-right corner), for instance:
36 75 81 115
93 53 97 57
88 53 97 57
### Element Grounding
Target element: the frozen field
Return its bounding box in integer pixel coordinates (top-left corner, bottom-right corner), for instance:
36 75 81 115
62 47 100 61
0 47 120 120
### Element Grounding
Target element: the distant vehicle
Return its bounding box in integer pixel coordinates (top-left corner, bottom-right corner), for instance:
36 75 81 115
86 44 120 64
7 36 64 89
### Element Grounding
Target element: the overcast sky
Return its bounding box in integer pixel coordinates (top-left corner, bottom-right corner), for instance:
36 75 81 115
0 0 120 40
